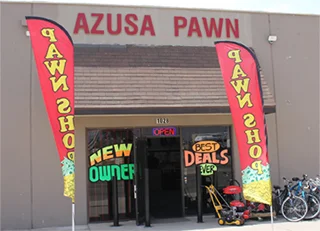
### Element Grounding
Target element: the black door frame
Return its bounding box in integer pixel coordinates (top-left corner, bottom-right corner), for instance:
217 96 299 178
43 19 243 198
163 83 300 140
134 136 148 226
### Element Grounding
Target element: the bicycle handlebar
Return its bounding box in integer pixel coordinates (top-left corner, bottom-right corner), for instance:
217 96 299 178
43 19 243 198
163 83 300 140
279 175 319 192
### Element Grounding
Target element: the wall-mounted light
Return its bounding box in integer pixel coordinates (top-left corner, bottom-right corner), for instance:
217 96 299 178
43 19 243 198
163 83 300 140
21 19 30 37
268 35 277 44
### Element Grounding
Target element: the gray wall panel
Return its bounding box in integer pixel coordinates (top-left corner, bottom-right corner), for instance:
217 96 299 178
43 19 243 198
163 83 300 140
0 3 33 229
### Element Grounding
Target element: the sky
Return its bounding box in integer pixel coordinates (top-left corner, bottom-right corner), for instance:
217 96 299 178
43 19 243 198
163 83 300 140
4 0 320 15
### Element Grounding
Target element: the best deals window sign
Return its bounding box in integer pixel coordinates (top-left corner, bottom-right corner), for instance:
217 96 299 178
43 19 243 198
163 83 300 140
183 139 230 176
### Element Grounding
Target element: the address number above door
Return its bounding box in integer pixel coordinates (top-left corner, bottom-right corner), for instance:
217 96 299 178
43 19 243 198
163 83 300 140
155 118 169 124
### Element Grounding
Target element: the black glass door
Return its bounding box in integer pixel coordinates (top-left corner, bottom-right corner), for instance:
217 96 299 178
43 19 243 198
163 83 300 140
146 137 182 218
134 137 147 225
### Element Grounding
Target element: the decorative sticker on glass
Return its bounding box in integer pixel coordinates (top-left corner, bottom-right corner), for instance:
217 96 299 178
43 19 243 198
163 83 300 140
183 139 230 176
88 143 134 183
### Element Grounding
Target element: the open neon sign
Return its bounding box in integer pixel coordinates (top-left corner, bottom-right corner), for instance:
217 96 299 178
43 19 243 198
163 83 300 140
152 127 177 136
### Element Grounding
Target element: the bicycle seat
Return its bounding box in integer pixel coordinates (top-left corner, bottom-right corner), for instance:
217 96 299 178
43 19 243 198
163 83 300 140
273 185 281 190
292 177 300 181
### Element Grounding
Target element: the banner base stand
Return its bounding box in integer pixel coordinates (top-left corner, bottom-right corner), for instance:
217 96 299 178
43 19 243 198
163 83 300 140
72 203 75 231
270 206 274 231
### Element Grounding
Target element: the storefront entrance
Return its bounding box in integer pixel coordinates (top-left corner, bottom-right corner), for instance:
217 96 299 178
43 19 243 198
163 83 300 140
147 137 182 218
134 135 183 225
87 126 233 225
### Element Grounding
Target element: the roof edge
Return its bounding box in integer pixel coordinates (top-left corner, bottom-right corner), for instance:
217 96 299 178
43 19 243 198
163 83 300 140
75 105 276 115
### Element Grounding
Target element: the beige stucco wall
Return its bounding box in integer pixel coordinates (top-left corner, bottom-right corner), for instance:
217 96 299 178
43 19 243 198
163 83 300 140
250 13 320 184
1 2 320 229
1 3 33 230
269 14 320 181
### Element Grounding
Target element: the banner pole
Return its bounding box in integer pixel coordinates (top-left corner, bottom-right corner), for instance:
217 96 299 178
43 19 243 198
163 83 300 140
270 206 274 231
72 202 75 231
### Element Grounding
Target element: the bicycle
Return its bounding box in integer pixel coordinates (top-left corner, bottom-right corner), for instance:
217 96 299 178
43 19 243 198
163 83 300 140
272 177 308 222
290 175 320 220
308 176 320 200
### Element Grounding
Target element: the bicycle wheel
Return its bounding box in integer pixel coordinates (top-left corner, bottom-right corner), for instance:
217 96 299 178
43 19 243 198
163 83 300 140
304 193 320 220
281 196 308 222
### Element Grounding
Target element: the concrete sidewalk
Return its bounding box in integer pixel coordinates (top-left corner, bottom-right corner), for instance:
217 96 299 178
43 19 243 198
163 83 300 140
4 217 320 231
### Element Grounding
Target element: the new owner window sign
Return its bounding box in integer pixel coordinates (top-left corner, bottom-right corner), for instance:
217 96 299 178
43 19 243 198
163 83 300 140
88 143 134 183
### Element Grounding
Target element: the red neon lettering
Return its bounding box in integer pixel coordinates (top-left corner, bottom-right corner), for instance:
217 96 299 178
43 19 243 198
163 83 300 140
153 128 175 136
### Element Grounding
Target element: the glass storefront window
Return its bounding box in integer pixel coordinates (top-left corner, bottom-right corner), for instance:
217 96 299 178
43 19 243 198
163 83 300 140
181 126 233 215
87 129 134 222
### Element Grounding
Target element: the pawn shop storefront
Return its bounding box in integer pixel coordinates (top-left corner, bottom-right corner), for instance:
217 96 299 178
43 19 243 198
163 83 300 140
86 125 234 223
75 45 276 225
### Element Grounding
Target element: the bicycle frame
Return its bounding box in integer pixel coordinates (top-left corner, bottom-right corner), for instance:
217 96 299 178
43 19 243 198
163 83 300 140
290 181 305 199
274 179 298 209
274 185 289 207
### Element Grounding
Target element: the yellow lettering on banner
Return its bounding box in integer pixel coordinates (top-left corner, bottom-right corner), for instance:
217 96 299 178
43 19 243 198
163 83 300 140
245 129 261 144
227 50 242 63
62 133 75 149
243 113 256 128
49 75 69 92
249 145 262 158
41 27 75 202
45 44 63 59
58 115 75 132
227 48 267 178
41 28 58 42
236 93 253 108
252 160 263 174
44 59 67 75
67 152 75 161
230 79 250 93
231 64 247 79
57 98 71 114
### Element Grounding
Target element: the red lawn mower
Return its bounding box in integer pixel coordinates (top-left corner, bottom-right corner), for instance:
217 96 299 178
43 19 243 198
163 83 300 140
223 173 273 220
222 184 251 220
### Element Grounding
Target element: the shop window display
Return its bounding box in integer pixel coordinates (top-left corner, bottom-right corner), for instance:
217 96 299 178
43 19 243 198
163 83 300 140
181 126 233 215
87 129 134 222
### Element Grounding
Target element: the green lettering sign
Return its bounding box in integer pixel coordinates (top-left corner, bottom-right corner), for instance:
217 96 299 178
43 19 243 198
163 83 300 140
89 163 135 183
200 163 217 176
